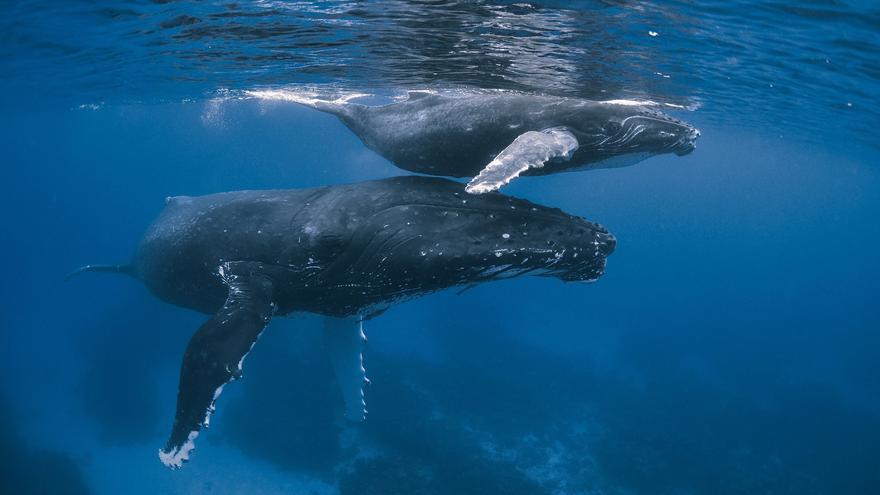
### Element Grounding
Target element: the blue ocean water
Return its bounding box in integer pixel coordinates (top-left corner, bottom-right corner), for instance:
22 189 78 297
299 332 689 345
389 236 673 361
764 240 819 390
1 1 878 494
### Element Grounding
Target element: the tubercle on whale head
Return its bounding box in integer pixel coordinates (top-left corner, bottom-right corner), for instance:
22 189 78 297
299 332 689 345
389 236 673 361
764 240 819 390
467 214 616 284
531 225 616 283
349 192 617 287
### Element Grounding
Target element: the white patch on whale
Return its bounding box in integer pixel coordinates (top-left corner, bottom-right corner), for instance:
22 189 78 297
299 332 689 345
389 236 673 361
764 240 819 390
245 88 371 107
159 374 234 469
601 99 660 106
600 99 697 110
159 430 199 469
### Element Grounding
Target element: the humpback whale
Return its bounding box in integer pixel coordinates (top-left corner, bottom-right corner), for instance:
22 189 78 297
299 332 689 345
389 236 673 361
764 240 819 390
249 89 700 193
68 176 615 468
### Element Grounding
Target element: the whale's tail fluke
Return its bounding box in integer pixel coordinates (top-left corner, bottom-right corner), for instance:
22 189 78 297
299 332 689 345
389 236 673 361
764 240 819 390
64 263 134 282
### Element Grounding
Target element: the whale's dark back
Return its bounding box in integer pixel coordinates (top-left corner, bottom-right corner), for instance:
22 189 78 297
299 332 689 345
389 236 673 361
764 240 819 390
133 176 615 317
339 94 574 177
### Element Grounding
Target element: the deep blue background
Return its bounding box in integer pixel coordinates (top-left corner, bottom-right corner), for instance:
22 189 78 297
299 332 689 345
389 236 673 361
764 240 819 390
1 98 878 494
1 1 879 494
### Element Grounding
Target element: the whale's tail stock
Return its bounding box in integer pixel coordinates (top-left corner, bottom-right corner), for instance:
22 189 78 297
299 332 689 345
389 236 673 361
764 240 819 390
64 263 134 282
244 87 367 118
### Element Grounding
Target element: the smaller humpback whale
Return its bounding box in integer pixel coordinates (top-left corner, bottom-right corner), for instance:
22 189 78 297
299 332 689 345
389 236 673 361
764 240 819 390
68 176 615 468
249 89 700 193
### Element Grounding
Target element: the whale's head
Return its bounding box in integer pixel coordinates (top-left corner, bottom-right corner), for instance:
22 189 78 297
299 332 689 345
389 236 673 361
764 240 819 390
570 101 700 165
342 178 616 299
433 198 617 284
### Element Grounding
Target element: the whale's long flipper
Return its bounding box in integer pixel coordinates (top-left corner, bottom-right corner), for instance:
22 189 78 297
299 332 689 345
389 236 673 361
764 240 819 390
466 127 579 194
323 316 369 422
159 262 276 469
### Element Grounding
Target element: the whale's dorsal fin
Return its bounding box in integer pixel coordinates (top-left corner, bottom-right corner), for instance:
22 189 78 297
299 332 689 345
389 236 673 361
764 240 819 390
323 316 368 422
159 261 276 469
466 127 579 194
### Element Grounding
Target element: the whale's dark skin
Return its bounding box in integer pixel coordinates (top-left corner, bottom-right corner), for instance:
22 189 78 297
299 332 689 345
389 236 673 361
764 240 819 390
296 90 700 191
69 176 615 468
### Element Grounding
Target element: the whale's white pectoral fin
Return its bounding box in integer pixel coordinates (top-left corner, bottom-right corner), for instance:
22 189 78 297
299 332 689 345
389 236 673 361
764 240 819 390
323 316 368 422
466 127 579 194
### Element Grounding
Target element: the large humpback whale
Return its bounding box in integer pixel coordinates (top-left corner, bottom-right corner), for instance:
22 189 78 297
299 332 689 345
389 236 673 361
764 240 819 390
68 176 615 468
249 89 700 193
